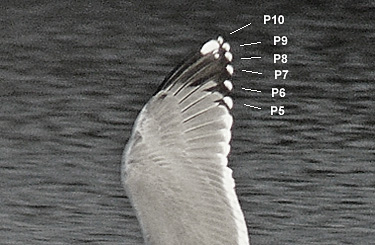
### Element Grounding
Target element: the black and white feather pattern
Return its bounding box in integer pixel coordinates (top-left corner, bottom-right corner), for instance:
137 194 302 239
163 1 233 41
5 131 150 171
122 36 249 245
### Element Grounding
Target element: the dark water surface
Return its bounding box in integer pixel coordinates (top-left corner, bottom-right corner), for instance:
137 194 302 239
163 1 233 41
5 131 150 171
1 1 374 244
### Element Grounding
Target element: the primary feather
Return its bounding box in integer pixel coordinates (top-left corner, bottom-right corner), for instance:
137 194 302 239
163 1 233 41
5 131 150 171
121 36 249 245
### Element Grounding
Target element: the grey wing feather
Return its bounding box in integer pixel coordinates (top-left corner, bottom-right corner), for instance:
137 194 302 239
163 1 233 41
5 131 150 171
122 37 249 245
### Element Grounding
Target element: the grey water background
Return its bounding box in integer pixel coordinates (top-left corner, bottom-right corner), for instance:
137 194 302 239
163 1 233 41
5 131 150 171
1 1 374 244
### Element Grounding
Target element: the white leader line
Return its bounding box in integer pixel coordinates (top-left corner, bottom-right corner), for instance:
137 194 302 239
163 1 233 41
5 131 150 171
230 23 252 34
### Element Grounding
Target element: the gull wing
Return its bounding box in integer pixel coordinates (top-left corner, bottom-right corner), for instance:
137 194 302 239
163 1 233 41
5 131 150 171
122 37 249 245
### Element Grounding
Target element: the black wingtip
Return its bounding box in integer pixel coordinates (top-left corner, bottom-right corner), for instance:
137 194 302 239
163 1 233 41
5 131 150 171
154 36 233 96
